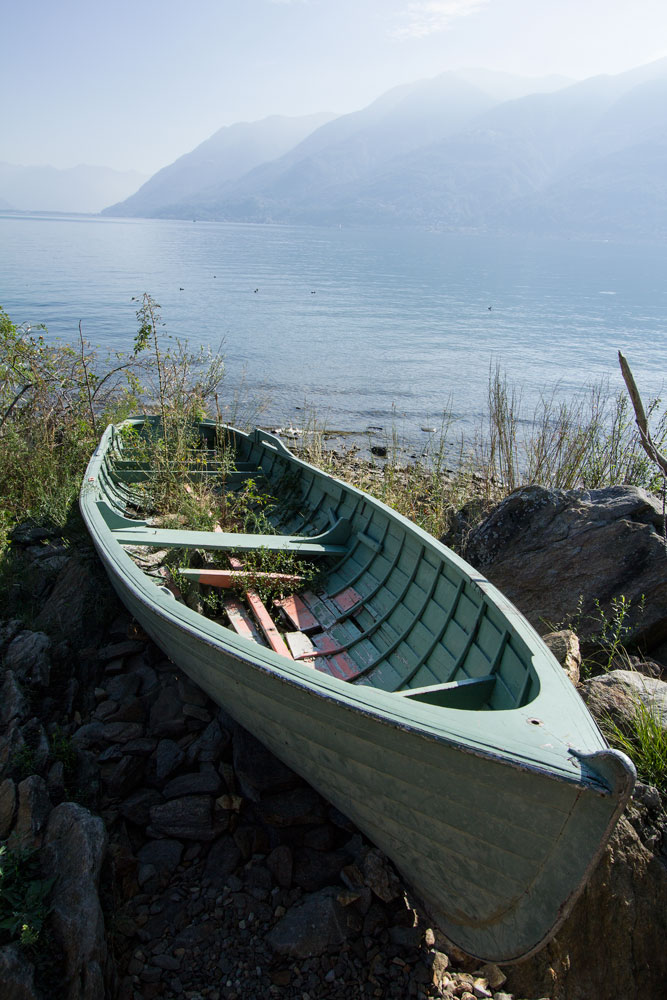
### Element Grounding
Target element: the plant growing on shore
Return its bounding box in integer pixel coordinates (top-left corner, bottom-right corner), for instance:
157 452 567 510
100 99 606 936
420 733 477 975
0 842 55 949
602 699 667 793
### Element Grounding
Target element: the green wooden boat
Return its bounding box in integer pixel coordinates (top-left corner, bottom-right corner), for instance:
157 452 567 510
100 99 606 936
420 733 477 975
80 417 635 963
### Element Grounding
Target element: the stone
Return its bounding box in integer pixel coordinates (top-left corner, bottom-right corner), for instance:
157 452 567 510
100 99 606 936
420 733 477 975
12 775 51 846
186 718 230 764
580 669 667 730
97 639 146 662
0 671 29 727
204 835 243 882
151 739 185 783
148 686 185 737
41 803 108 1000
148 794 216 840
0 942 37 1000
292 848 352 892
266 844 293 888
542 629 581 684
103 673 142 702
34 559 100 642
102 721 145 744
3 631 51 687
266 888 351 958
360 848 402 903
46 760 66 804
119 788 163 826
462 484 667 653
137 838 183 873
0 618 23 653
0 778 17 838
162 765 221 799
476 964 506 989
102 754 146 799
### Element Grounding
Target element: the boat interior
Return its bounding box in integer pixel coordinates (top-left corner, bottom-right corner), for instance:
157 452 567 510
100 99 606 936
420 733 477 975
94 420 541 712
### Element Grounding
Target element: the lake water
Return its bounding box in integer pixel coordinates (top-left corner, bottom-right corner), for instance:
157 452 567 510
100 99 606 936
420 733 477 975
2 211 666 452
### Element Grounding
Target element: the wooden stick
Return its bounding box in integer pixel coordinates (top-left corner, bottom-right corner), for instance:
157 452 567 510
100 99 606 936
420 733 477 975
618 351 667 477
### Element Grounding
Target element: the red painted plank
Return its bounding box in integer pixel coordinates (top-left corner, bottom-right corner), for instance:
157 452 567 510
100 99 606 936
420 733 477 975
225 599 264 643
311 632 359 679
274 594 319 633
245 590 293 659
331 586 364 614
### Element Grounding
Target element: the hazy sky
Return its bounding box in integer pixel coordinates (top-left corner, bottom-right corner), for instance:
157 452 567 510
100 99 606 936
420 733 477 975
3 0 667 175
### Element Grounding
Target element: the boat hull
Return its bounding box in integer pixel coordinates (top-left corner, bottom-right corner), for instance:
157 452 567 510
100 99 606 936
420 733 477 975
81 421 635 963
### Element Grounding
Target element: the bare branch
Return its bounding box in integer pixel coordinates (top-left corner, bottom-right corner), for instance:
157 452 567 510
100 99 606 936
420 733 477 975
618 350 667 477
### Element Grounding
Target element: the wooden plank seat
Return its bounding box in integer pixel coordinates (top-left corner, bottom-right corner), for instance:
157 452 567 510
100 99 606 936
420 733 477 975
399 674 497 709
97 501 351 555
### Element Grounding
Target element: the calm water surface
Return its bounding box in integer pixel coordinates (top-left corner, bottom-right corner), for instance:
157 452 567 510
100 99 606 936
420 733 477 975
2 212 666 448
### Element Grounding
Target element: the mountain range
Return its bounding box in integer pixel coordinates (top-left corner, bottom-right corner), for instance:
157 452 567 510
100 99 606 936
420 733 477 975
0 163 147 215
58 60 667 237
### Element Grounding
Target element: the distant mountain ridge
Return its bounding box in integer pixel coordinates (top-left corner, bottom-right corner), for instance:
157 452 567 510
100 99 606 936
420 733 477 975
104 59 667 238
103 112 336 219
0 163 147 214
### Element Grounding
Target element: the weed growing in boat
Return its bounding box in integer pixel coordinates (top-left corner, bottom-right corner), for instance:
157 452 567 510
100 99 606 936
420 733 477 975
602 698 667 793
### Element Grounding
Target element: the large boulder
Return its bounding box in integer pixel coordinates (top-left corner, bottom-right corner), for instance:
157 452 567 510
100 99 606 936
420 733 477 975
462 485 667 654
41 803 108 1000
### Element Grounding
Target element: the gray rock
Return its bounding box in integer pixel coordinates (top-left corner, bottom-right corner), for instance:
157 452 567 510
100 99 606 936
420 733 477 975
148 685 184 736
580 670 667 731
0 619 23 653
3 631 51 687
97 639 146 662
34 559 99 642
542 629 581 685
102 753 146 799
148 794 215 840
137 838 183 873
267 888 351 958
266 844 293 888
119 788 163 826
12 775 51 846
101 721 145 744
186 718 230 764
0 672 29 730
0 778 17 838
0 942 37 1000
102 673 142 701
151 739 185 783
292 847 352 892
162 765 221 799
463 485 667 652
204 835 243 881
71 722 107 751
41 803 108 1000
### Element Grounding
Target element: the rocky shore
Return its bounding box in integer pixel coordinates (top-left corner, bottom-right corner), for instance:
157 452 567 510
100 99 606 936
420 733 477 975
1 483 666 1000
